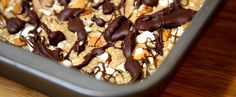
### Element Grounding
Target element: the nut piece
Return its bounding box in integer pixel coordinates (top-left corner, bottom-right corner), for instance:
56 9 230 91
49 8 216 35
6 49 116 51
0 0 10 10
12 0 23 14
70 0 85 9
80 7 93 16
88 36 105 47
162 29 171 41
137 5 153 16
11 37 26 46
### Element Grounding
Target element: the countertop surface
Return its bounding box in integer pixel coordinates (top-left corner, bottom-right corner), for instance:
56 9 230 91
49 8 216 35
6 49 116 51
0 0 236 97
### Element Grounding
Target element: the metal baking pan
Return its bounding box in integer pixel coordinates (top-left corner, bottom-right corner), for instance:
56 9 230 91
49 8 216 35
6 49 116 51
0 0 221 97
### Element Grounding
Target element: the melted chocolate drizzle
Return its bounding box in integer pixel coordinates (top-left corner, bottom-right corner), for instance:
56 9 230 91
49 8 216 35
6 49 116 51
67 17 87 54
143 0 158 7
104 16 128 42
154 29 164 55
58 0 71 8
92 0 125 15
0 9 25 34
134 0 196 31
102 0 115 15
41 23 66 46
111 19 133 42
76 48 105 69
91 15 106 27
134 14 163 32
22 1 40 28
57 8 84 21
90 63 124 83
133 0 196 56
92 1 105 9
122 29 142 81
25 30 64 61
134 0 158 9
75 15 133 70
6 18 25 34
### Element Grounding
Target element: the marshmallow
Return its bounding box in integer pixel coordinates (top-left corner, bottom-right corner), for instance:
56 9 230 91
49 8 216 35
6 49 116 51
97 52 109 62
136 31 155 43
95 72 102 80
61 60 72 67
57 40 68 49
171 27 185 37
159 0 174 7
85 26 92 32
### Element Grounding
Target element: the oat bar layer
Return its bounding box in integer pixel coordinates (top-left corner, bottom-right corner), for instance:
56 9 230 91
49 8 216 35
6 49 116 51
0 0 204 84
